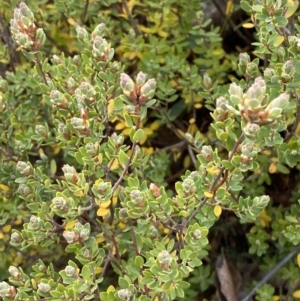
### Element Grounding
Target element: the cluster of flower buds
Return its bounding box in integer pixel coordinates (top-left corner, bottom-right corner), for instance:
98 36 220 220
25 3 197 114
215 96 229 121
16 161 33 177
240 142 259 164
229 77 290 124
130 189 145 207
120 72 156 105
27 215 42 231
117 289 132 301
0 282 16 299
281 60 295 83
238 53 259 78
51 196 69 212
70 116 90 135
58 123 71 140
288 36 300 51
64 265 79 278
37 283 51 294
92 36 114 62
49 90 69 108
62 164 79 184
8 266 22 280
75 82 96 105
63 222 90 244
10 2 46 50
182 177 196 196
157 250 172 270
111 132 124 148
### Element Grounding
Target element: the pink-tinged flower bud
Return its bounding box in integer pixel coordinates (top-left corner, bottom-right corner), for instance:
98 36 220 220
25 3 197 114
70 117 88 131
0 282 16 299
182 177 196 195
239 52 250 65
266 95 289 118
37 283 51 294
215 96 229 121
18 184 32 197
52 55 62 65
86 142 98 157
97 181 110 194
16 161 33 176
282 60 295 76
58 123 71 140
52 197 68 211
10 2 38 50
79 228 90 241
92 23 106 38
120 73 137 101
238 52 250 74
136 71 147 85
76 26 89 41
229 83 243 106
8 266 22 280
15 32 34 49
192 229 201 240
201 145 213 162
281 60 295 82
245 77 266 108
246 61 259 77
157 250 172 270
35 124 48 137
117 289 132 300
244 123 260 137
28 215 41 230
111 61 120 73
139 78 156 103
150 183 160 198
92 36 113 61
203 73 212 89
75 82 96 103
63 230 79 244
62 164 79 184
266 93 289 119
35 28 46 49
130 189 145 207
50 90 68 108
65 265 79 277
10 232 23 244
264 68 277 82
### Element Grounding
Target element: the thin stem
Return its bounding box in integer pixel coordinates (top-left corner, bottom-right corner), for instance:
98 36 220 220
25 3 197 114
81 0 89 24
109 116 142 224
241 244 300 301
185 132 245 226
121 0 141 36
34 52 48 86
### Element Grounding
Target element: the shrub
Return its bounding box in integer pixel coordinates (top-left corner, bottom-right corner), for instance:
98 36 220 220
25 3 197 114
1 0 300 300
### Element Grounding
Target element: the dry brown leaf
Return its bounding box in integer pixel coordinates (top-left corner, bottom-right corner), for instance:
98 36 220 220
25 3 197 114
215 252 241 301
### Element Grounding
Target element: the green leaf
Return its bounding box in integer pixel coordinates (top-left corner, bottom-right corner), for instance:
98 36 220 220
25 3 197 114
240 0 252 12
118 149 128 167
124 113 133 127
135 255 144 268
81 265 92 282
132 129 145 142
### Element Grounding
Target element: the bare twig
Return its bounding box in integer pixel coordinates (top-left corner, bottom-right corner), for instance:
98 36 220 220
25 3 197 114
121 0 141 36
81 0 89 24
34 52 48 86
184 132 245 226
241 244 300 301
